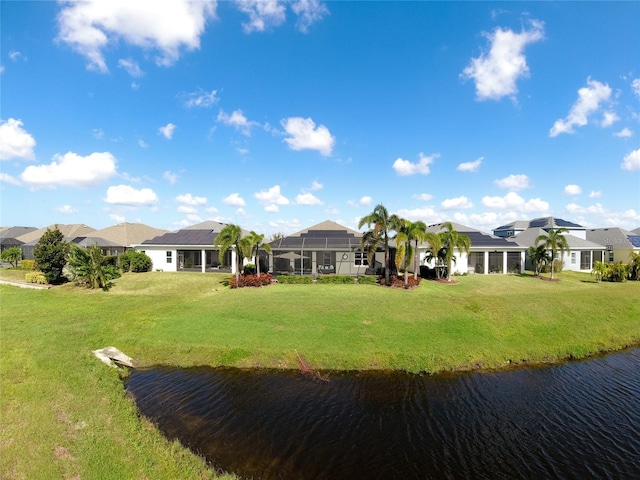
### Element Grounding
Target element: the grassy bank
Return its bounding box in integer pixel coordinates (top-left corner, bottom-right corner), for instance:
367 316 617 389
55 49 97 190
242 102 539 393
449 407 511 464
1 270 639 478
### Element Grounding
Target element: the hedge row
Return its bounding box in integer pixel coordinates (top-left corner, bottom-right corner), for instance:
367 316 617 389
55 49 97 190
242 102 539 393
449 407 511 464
229 273 272 288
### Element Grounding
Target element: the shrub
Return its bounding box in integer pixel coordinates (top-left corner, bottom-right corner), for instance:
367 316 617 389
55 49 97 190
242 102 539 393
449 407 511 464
541 259 563 274
25 272 47 284
382 275 421 288
243 263 256 275
604 262 630 283
21 260 35 270
356 275 377 285
276 275 313 284
34 226 68 284
228 273 272 288
119 250 152 273
316 275 355 284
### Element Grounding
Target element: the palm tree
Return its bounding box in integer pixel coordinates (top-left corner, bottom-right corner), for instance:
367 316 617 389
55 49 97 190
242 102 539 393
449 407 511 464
591 260 607 283
534 228 569 280
241 231 272 276
423 232 445 279
438 222 471 282
394 219 429 285
408 220 428 280
66 243 109 290
358 204 400 285
527 244 551 276
216 224 245 282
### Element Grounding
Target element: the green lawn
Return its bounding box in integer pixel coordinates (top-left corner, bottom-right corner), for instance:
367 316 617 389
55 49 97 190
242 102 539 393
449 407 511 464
1 269 639 479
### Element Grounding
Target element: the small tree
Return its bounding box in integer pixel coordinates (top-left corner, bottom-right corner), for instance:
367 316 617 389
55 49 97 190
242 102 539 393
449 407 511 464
1 246 22 268
119 250 152 272
439 222 471 282
629 251 640 281
67 244 118 290
216 224 245 282
535 228 569 280
527 244 551 276
34 226 68 284
241 231 272 276
591 261 607 283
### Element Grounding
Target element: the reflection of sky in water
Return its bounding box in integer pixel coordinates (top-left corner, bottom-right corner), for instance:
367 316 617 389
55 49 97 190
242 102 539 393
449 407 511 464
126 348 640 480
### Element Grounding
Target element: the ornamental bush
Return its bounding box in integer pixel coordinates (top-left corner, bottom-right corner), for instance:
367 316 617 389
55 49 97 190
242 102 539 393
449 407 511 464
25 272 47 284
316 275 355 284
356 275 378 285
21 260 35 270
119 250 152 273
276 275 313 284
229 273 272 288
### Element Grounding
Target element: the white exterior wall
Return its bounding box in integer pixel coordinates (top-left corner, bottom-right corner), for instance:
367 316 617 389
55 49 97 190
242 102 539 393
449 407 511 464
138 246 177 272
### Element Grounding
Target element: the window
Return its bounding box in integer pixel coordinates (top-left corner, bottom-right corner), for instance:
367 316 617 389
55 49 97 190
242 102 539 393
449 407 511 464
166 251 172 263
571 252 576 264
355 252 368 266
609 251 614 262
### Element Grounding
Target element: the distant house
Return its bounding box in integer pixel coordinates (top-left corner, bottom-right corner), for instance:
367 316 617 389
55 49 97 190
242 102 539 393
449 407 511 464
268 220 381 276
92 222 168 254
421 222 526 275
17 224 96 260
0 226 36 253
493 217 604 272
135 221 249 273
69 236 122 256
586 227 640 264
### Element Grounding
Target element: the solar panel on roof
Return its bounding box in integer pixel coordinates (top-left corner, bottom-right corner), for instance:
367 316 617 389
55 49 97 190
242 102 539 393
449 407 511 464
529 219 547 228
555 219 582 228
628 235 640 248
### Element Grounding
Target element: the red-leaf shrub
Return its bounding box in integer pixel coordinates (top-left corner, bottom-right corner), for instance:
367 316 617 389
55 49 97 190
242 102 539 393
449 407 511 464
229 273 272 288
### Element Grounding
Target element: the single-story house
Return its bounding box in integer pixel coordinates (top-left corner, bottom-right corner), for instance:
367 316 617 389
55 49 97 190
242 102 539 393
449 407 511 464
92 222 168 254
586 227 640 264
135 221 249 273
0 227 36 253
268 220 384 276
421 222 527 275
17 224 97 260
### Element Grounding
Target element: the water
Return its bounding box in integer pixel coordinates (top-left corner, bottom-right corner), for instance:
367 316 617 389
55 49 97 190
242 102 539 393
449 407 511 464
125 348 640 479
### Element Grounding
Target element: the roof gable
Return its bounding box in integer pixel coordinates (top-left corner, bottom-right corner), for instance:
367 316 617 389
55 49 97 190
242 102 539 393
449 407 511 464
93 222 168 247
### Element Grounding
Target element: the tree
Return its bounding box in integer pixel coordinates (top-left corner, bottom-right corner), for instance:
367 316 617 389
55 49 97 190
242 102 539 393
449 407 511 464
34 226 68 284
438 222 471 282
394 219 428 285
591 260 607 283
535 228 569 280
1 246 22 268
241 231 272 276
216 224 245 282
358 204 400 285
66 244 117 290
527 244 551 276
423 232 445 279
119 250 152 273
629 251 640 281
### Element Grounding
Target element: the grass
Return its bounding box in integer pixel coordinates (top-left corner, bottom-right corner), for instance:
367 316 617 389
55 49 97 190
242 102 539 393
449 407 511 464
1 269 639 478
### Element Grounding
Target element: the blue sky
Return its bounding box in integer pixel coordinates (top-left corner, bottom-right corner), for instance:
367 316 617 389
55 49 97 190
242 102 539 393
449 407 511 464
1 1 639 236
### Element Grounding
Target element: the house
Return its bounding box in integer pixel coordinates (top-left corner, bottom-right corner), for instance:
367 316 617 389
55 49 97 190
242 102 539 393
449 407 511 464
421 222 527 275
586 227 640 264
493 217 604 272
0 226 36 253
268 220 381 276
92 222 168 254
135 221 249 273
69 236 122 256
17 224 96 260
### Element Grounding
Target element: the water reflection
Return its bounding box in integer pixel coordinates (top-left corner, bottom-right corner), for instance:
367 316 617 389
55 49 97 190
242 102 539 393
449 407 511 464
126 348 640 479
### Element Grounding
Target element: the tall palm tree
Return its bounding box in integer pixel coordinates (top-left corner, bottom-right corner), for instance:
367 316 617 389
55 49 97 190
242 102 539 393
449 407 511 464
527 244 551 276
534 227 569 280
358 204 400 285
216 224 245 282
438 222 471 282
423 232 445 279
393 219 412 287
241 231 272 276
408 220 428 280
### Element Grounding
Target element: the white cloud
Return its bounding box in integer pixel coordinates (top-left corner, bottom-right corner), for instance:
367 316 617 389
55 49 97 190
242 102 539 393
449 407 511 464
457 157 482 172
205 206 219 214
217 109 259 136
223 192 246 207
392 152 438 176
9 50 21 62
0 173 21 185
105 184 158 205
621 148 640 171
565 202 606 215
0 118 36 161
461 19 544 101
92 128 105 139
110 213 126 223
57 204 79 214
163 170 178 184
589 190 601 199
291 0 329 33
601 111 619 127
20 151 117 188
348 195 372 207
254 185 290 205
549 78 612 137
177 205 197 214
295 192 323 205
137 138 149 148
412 193 433 201
482 191 549 212
632 78 640 98
282 117 335 156
396 206 444 224
176 193 207 205
441 196 473 210
614 128 633 138
494 174 529 191
264 204 279 213
564 184 582 195
181 88 219 108
56 0 216 72
235 0 286 33
118 58 144 77
158 123 176 139
310 180 323 191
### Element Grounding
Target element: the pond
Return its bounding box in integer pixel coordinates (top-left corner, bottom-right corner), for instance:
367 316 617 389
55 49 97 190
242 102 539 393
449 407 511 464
125 348 640 479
